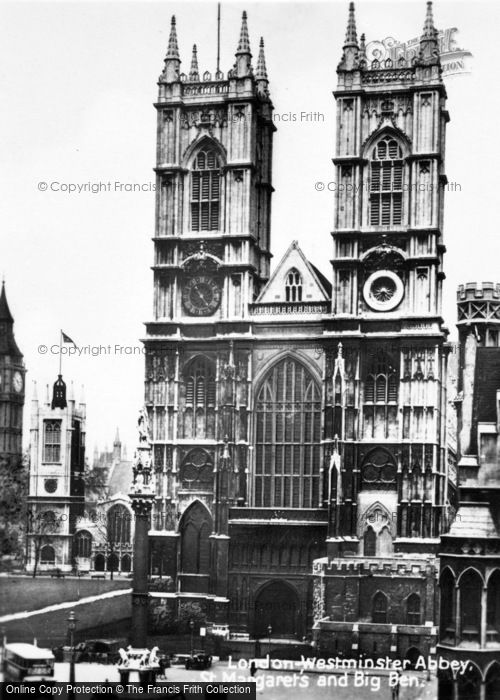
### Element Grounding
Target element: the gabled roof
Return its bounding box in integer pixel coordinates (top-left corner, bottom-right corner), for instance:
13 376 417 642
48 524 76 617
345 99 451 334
256 240 331 304
108 459 133 497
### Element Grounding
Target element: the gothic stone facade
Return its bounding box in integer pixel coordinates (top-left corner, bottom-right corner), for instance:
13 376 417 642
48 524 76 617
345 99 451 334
142 4 451 645
437 283 500 700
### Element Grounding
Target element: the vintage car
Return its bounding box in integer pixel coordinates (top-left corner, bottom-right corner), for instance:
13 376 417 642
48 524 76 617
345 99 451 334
184 651 212 670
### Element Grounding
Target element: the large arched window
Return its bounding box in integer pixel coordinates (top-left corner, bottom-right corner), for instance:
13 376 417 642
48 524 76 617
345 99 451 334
459 569 482 642
406 593 421 625
439 568 455 643
191 148 220 232
363 350 399 440
369 135 404 226
285 269 303 302
364 527 376 556
487 570 500 641
180 502 212 575
107 504 131 546
372 591 388 623
182 356 216 439
254 358 321 508
40 545 55 564
43 420 61 463
74 530 92 559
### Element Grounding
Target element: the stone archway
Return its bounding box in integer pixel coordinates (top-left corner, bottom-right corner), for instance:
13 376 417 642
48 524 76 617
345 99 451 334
254 581 300 638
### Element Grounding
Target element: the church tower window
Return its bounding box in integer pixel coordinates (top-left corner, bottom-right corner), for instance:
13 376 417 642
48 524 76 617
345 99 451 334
369 136 404 226
182 356 216 439
107 504 131 545
43 420 61 463
254 358 321 508
364 351 398 404
285 269 303 302
190 148 220 232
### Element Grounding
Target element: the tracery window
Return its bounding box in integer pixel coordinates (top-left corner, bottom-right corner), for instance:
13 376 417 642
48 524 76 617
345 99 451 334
182 356 216 439
254 358 321 508
369 136 404 226
191 148 220 231
285 269 303 302
74 530 92 558
363 350 399 440
180 448 213 490
107 504 131 546
43 420 61 463
180 502 212 575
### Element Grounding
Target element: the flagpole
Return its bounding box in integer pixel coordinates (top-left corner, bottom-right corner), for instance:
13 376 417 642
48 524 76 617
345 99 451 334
59 329 62 376
216 3 221 74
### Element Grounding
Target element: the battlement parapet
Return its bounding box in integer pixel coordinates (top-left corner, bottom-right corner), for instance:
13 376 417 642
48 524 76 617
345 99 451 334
320 556 436 577
457 282 500 302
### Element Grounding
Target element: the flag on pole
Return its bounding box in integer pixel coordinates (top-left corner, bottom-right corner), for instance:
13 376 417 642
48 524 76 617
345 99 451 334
61 331 75 344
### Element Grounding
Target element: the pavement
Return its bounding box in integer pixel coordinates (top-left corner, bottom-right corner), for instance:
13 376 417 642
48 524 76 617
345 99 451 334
46 661 438 699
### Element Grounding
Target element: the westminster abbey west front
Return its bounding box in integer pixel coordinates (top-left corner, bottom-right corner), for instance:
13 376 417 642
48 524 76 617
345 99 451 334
142 3 452 655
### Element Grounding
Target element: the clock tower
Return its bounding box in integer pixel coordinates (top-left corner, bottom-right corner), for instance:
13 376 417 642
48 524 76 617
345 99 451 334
142 12 275 624
0 282 25 468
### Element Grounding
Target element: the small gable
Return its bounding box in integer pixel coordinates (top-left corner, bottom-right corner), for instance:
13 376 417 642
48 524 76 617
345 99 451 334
257 241 331 304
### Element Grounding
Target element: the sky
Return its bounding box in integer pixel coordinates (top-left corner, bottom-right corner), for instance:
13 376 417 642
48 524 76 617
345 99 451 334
0 0 497 455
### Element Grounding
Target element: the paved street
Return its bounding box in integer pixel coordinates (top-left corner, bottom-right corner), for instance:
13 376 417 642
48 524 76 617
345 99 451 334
49 661 438 700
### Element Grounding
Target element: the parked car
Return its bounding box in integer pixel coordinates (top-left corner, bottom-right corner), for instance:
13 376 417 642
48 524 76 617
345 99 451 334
184 651 212 670
75 639 127 664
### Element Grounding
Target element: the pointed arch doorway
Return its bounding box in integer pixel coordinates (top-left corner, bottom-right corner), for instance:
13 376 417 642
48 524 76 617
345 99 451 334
253 581 300 638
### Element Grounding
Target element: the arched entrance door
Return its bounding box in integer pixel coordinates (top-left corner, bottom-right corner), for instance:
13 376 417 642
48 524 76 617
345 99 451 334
405 647 421 670
254 581 300 638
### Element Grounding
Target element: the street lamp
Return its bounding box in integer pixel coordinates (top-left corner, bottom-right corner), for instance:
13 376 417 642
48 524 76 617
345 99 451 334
189 619 194 656
67 611 78 685
267 625 272 659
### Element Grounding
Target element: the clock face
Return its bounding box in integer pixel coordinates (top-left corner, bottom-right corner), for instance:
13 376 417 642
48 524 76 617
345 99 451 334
363 270 404 312
12 371 23 393
182 275 221 316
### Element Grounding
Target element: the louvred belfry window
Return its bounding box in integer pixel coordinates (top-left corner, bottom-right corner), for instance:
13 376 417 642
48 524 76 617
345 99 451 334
254 359 321 508
364 350 398 404
191 148 220 232
369 136 404 226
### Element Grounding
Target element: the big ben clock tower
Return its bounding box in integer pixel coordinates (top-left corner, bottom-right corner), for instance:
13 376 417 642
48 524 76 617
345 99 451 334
0 282 25 468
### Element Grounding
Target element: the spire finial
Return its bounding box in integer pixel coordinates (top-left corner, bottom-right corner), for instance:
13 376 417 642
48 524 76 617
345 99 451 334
160 15 181 83
422 1 435 38
359 32 366 60
189 44 199 81
236 11 251 55
344 2 358 48
166 15 180 59
256 37 268 83
419 1 440 65
234 11 252 78
338 2 360 71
